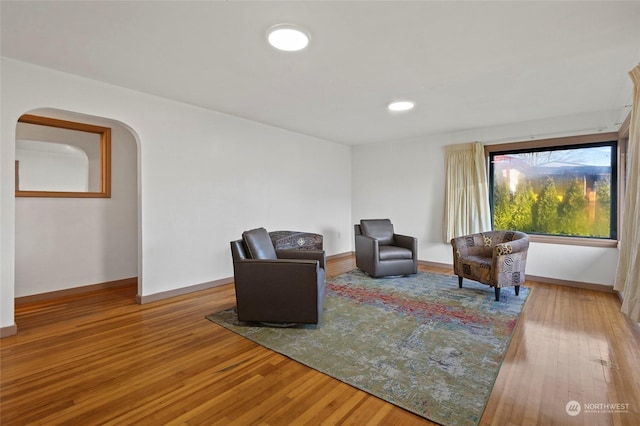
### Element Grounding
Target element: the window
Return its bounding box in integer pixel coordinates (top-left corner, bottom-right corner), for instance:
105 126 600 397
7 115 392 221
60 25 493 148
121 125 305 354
487 134 619 244
15 114 111 198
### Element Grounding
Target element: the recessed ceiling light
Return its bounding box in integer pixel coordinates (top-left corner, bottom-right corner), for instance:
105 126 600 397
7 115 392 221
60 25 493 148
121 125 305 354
267 24 310 52
387 100 415 112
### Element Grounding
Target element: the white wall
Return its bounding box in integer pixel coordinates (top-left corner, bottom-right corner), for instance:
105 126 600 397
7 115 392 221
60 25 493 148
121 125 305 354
352 114 622 286
15 112 138 297
1 59 353 330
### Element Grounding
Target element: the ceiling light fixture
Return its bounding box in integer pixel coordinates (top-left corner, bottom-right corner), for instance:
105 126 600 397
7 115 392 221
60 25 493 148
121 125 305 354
387 100 415 112
267 24 310 52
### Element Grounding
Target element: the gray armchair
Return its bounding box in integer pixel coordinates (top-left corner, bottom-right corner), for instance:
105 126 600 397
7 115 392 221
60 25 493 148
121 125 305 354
354 219 418 278
230 227 326 325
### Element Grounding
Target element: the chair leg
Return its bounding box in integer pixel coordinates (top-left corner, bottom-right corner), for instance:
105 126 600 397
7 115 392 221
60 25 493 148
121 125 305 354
515 285 520 296
494 287 501 301
458 276 463 288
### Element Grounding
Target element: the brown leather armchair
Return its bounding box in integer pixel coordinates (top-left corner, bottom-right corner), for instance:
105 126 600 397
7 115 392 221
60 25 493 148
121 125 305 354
451 230 529 301
230 227 326 325
354 219 418 278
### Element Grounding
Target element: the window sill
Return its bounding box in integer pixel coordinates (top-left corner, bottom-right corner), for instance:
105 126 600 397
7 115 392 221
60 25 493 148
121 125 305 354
528 234 618 248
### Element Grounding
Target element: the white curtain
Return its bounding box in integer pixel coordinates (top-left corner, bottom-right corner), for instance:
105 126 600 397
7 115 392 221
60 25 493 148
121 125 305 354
614 64 640 322
443 142 492 242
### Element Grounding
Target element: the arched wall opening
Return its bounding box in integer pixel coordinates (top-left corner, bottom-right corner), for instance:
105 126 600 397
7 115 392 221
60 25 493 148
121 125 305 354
14 108 141 305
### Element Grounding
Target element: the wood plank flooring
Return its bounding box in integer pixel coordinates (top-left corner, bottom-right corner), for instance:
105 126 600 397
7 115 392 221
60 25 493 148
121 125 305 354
1 256 639 425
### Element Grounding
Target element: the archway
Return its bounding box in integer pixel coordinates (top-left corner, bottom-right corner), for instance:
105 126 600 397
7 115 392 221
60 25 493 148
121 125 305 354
14 108 141 305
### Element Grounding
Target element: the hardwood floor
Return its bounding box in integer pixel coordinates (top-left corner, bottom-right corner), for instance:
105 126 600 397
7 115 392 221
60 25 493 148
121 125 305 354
1 256 639 425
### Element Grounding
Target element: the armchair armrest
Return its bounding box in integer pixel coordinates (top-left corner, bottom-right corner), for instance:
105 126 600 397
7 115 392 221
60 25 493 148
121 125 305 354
235 257 319 269
492 237 529 278
276 249 326 269
451 235 471 257
394 234 417 253
355 234 379 271
494 237 529 256
233 258 320 290
355 234 379 255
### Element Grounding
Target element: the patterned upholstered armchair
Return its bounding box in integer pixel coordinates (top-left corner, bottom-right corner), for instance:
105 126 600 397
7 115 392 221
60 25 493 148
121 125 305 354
451 231 529 301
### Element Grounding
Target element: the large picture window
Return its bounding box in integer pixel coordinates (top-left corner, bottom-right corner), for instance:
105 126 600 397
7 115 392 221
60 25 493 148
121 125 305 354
488 135 618 242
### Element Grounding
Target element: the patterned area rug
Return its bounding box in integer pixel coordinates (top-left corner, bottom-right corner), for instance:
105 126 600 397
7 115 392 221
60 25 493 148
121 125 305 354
206 270 529 426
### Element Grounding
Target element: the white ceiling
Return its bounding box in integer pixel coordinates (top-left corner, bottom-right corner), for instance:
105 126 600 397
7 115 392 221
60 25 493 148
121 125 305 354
2 1 639 145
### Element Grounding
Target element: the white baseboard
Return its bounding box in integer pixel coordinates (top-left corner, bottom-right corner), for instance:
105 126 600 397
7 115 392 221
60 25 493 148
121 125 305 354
0 323 18 338
137 277 234 304
526 274 615 293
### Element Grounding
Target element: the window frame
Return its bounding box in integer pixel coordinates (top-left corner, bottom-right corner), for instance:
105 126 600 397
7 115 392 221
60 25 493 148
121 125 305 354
485 132 622 247
15 114 112 198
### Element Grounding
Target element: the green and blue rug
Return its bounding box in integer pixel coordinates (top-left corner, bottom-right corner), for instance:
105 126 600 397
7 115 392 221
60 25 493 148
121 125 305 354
206 270 529 425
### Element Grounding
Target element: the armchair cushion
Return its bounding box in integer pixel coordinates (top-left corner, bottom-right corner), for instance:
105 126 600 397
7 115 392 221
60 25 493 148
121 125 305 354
360 219 394 245
379 245 413 260
242 227 277 260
